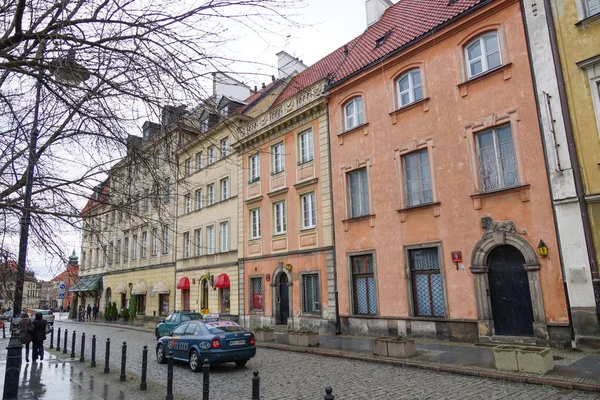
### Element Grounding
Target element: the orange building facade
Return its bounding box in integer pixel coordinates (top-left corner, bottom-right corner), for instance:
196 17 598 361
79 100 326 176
327 0 570 345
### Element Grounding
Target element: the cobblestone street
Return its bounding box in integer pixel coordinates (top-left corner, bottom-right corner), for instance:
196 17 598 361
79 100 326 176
51 320 600 400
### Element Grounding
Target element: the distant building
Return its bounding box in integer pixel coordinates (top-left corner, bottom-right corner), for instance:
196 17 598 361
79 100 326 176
52 250 80 309
0 259 39 311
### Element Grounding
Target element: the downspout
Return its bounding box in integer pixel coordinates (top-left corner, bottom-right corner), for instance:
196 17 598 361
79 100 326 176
543 0 600 321
325 99 341 335
519 0 574 343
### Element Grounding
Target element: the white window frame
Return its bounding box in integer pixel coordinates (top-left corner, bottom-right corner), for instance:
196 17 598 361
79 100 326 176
396 69 423 107
141 231 147 258
465 31 501 78
343 97 364 131
196 152 203 170
196 189 203 210
207 184 215 206
273 200 287 235
184 194 191 214
403 149 433 207
272 142 285 174
249 153 260 182
476 125 519 192
185 158 192 176
219 221 229 252
299 129 314 164
301 192 316 229
206 225 215 255
208 146 216 164
131 234 138 260
152 229 158 256
115 240 121 263
221 137 230 158
220 177 229 201
586 0 600 17
250 208 261 239
162 225 169 254
348 168 370 218
194 228 202 256
183 232 190 258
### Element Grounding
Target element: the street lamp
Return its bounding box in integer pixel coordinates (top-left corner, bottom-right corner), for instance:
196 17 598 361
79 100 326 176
3 47 89 400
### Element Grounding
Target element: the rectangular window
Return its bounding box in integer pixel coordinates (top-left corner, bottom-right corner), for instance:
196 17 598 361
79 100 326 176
208 146 216 164
183 232 190 258
250 277 263 312
123 237 129 262
249 153 260 182
162 225 169 254
184 194 191 214
250 208 261 239
141 231 147 258
207 184 215 206
221 137 230 158
301 193 316 229
348 168 370 218
206 225 215 254
132 234 138 260
273 201 287 235
302 273 320 313
587 0 600 17
408 247 445 317
221 178 229 201
476 125 518 191
219 221 229 252
143 189 149 212
152 229 158 256
194 228 202 256
196 152 203 170
351 254 376 315
299 129 314 164
163 178 171 203
116 240 121 263
185 158 192 176
107 242 113 265
196 189 203 210
403 149 433 207
272 142 285 174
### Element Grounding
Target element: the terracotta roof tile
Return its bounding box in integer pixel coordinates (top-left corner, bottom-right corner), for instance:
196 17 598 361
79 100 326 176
274 0 484 105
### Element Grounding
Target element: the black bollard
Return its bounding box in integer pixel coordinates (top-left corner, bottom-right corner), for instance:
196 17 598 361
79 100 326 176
63 329 68 354
56 327 61 352
251 370 260 400
104 338 110 374
71 330 76 358
120 342 127 382
3 321 6 338
91 335 96 367
140 346 148 391
166 351 174 400
323 387 335 400
49 326 54 349
80 332 85 362
202 359 210 400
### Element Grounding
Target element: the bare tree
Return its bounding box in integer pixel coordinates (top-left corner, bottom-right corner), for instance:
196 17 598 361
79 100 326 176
0 0 302 275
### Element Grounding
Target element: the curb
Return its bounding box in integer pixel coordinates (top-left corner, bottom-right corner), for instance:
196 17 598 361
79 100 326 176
256 342 600 393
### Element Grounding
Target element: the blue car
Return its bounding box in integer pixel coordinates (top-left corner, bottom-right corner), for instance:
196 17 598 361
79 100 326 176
156 320 256 371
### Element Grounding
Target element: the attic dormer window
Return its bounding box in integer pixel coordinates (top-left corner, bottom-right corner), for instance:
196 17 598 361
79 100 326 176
200 118 208 133
220 107 229 119
375 31 392 48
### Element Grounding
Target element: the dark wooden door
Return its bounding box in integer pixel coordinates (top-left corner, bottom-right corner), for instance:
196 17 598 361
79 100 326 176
279 275 289 325
488 245 534 336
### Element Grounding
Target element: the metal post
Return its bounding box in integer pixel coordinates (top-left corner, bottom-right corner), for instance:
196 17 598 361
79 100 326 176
80 332 85 362
91 335 96 367
56 327 61 352
2 322 5 338
63 329 68 354
166 351 174 400
104 339 110 374
2 324 24 399
251 370 260 400
140 346 148 391
120 342 127 382
202 359 210 400
323 387 335 400
71 330 76 358
49 326 54 349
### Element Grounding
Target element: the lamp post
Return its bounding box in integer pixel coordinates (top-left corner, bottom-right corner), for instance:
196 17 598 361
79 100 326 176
3 47 89 400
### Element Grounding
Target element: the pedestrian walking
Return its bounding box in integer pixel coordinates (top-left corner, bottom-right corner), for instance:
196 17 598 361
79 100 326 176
31 311 49 361
78 305 85 322
92 304 99 320
19 312 33 362
86 304 92 320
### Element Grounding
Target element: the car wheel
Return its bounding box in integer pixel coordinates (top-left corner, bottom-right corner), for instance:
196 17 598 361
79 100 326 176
156 344 167 364
189 350 201 372
235 360 248 368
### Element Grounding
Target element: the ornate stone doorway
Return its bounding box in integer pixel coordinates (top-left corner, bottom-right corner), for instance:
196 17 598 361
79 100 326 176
271 262 293 327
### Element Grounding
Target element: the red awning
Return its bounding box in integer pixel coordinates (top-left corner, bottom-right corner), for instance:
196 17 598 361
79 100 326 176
177 277 190 290
213 274 230 289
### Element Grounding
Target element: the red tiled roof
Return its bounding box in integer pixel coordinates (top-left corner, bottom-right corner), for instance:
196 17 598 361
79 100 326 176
274 0 484 105
80 183 110 215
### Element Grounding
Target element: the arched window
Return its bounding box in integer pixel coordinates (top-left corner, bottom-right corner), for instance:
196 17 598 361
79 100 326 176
396 69 423 107
343 97 364 131
465 31 501 78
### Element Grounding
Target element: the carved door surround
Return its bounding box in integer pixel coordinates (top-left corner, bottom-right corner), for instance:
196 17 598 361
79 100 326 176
470 216 549 345
271 262 293 327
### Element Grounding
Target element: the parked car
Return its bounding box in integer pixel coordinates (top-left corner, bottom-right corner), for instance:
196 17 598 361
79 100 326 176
0 311 13 321
155 311 202 339
156 320 256 371
28 309 54 326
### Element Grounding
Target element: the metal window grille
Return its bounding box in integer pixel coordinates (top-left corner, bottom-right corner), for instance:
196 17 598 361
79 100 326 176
251 278 263 311
351 255 376 315
409 248 445 317
302 274 320 313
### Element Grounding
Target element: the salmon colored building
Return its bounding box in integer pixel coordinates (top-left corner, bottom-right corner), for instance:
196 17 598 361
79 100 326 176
323 0 569 346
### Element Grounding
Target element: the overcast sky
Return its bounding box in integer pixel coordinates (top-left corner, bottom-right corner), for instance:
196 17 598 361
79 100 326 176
26 0 390 281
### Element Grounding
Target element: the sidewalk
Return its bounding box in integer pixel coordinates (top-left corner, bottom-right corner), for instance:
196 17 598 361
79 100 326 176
58 317 600 393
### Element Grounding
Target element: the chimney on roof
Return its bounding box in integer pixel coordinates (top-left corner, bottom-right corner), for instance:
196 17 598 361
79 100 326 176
365 0 393 27
254 85 258 93
271 75 276 82
262 82 266 89
343 45 349 57
277 51 308 79
142 121 161 141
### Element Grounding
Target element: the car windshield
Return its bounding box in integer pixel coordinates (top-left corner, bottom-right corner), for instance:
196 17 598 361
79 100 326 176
205 321 244 334
40 311 51 315
180 314 201 322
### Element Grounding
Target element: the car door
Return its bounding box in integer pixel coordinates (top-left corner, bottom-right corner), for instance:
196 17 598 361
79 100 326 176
167 314 181 334
168 323 188 360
